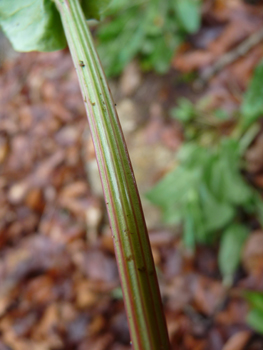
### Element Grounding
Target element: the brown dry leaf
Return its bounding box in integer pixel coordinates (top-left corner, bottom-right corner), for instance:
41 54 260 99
83 250 119 284
111 345 131 350
148 230 175 247
100 226 115 254
25 187 45 212
0 136 8 164
23 275 55 305
184 333 206 350
174 50 213 72
242 230 263 276
245 134 263 173
89 314 106 336
8 150 65 204
0 236 72 296
55 124 82 146
164 276 193 312
174 0 263 97
216 298 248 326
222 330 251 350
79 333 114 350
75 280 98 309
59 181 89 199
33 303 63 348
191 275 225 316
120 61 141 97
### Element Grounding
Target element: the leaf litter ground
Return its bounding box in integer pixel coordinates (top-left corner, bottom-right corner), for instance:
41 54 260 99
1 1 263 349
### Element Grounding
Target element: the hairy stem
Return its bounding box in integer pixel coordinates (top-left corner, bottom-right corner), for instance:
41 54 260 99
54 1 170 349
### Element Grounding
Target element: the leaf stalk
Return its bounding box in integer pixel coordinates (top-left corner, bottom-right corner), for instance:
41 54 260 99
54 1 170 349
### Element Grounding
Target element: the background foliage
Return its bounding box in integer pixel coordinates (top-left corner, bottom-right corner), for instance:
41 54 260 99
96 0 201 76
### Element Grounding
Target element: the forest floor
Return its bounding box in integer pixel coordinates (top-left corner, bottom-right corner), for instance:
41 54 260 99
1 1 263 349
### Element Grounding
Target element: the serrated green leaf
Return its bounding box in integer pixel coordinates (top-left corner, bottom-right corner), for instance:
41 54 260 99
0 0 66 52
241 60 263 128
174 0 201 33
244 291 263 313
218 224 249 286
247 309 263 334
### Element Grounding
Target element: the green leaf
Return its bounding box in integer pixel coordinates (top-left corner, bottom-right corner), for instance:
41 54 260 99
0 0 66 52
184 209 196 249
256 196 263 227
244 291 263 313
214 109 230 121
174 0 201 33
0 0 110 52
200 184 234 232
96 0 191 76
82 0 111 20
247 309 263 334
241 60 263 128
111 286 123 300
146 166 200 210
207 140 252 205
170 98 196 123
185 193 206 244
218 224 249 286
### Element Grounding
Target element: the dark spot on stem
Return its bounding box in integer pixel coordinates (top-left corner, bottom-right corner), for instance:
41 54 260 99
79 60 85 67
138 266 146 272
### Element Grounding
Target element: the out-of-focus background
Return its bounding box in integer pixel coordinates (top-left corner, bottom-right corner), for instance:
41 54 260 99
1 0 263 349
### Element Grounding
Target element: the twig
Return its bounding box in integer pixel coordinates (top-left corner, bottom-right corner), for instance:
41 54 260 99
195 28 263 89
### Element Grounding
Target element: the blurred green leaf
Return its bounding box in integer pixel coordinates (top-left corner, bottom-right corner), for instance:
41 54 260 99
256 197 263 227
111 287 123 299
200 184 234 232
245 291 263 313
214 109 230 121
174 0 201 33
184 206 196 249
170 98 196 123
148 94 263 258
241 60 263 128
207 140 252 205
97 0 201 76
147 139 255 248
218 224 249 286
82 0 111 20
247 309 263 334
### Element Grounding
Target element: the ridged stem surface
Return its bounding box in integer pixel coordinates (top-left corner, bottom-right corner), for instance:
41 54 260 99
54 1 170 349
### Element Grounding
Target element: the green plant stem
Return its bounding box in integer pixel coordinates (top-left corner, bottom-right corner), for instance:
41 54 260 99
54 1 170 349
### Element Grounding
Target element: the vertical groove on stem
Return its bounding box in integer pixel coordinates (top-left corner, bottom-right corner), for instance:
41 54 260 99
54 1 170 349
